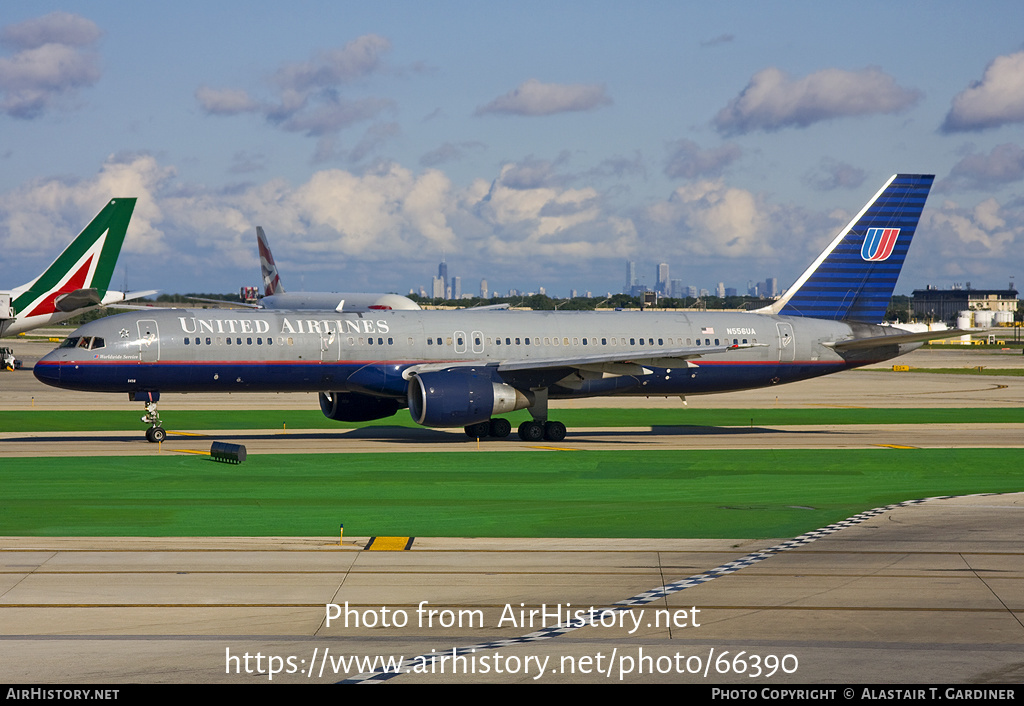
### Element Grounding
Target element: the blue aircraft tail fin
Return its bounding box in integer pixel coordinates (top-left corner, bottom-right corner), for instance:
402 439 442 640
765 174 933 322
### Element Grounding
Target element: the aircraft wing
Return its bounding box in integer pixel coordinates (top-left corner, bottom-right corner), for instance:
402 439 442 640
404 342 762 379
53 288 159 313
186 296 260 309
498 342 762 373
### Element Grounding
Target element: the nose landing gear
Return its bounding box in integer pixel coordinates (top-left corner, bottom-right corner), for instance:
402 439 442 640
134 391 166 443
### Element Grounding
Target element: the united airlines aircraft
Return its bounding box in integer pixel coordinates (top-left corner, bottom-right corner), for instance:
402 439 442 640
35 175 945 442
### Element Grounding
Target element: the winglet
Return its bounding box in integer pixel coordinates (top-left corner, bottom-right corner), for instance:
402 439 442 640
257 226 285 296
762 174 934 322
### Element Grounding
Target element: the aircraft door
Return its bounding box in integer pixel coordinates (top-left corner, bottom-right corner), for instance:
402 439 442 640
137 319 159 362
454 330 467 354
320 330 339 361
471 330 483 354
776 322 795 362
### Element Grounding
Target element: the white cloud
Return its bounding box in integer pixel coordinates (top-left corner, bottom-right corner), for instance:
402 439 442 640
0 153 172 257
197 35 395 141
476 79 612 117
942 51 1024 132
663 139 741 179
937 143 1024 191
924 198 1021 261
0 11 100 50
195 86 259 115
802 159 866 191
646 180 774 257
0 12 102 119
714 66 921 135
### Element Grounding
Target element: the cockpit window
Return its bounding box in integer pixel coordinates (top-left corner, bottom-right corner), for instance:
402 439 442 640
90 337 104 349
59 337 80 349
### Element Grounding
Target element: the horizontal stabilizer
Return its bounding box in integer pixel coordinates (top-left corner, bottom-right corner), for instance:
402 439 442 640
55 288 103 312
828 328 967 351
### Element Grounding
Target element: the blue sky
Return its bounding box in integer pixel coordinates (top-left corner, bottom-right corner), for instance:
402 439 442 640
2 2 1023 299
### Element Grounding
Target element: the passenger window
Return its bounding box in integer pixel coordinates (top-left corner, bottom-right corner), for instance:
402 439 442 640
247 337 252 345
184 337 190 345
515 337 520 345
226 337 232 345
206 337 212 345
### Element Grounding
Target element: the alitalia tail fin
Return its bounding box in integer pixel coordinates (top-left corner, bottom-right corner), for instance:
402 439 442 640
11 198 137 320
763 174 934 322
257 226 284 296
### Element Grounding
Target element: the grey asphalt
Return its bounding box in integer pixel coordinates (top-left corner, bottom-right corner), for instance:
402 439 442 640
2 342 1022 683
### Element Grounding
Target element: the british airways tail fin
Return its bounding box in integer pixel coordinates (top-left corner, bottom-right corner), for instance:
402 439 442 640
762 174 933 322
257 226 284 296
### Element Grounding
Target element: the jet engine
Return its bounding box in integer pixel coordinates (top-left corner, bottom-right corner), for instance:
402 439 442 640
406 368 531 427
319 391 401 422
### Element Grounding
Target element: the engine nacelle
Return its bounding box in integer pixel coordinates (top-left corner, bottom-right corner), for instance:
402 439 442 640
407 368 531 427
319 391 401 422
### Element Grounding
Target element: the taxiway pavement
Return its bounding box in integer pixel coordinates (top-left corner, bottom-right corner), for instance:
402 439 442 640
2 344 1022 683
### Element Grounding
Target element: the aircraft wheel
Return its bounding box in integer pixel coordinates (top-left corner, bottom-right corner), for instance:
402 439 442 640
146 427 166 443
464 421 490 439
489 418 512 438
543 421 566 442
517 421 544 442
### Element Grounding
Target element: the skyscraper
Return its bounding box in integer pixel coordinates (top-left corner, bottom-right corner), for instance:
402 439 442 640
625 261 636 294
657 263 670 295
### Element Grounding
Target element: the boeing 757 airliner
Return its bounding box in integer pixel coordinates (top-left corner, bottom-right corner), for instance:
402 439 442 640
35 175 948 442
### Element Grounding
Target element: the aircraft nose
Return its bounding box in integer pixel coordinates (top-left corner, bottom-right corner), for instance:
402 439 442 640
33 358 61 387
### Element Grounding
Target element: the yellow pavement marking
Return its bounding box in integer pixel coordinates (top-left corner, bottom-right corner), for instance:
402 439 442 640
529 445 577 451
874 444 918 449
365 537 414 551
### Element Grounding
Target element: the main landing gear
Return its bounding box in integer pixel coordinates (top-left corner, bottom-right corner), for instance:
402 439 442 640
134 391 166 443
463 386 567 442
516 387 565 441
464 418 512 439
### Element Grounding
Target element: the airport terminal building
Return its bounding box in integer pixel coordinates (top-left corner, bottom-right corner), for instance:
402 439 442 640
911 285 1018 322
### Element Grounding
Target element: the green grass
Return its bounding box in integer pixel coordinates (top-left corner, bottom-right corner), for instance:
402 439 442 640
1 449 1019 538
5 407 1024 432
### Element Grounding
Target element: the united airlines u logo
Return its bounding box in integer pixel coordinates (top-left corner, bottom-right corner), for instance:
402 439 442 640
861 228 900 261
